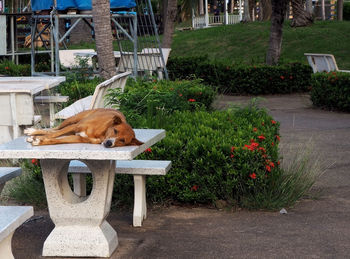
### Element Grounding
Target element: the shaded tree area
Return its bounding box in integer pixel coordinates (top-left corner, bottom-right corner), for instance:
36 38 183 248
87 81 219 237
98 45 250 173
290 0 313 27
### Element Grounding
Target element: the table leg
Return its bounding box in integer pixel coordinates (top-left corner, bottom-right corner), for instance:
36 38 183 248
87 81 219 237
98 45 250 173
40 159 117 257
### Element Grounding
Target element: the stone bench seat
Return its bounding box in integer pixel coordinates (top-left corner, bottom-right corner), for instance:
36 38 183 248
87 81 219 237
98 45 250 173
0 206 33 259
0 167 22 194
68 160 171 227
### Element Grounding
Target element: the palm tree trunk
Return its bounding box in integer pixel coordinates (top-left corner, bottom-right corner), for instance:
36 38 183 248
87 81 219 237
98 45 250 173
321 0 325 20
162 0 178 48
260 0 272 21
229 0 234 13
337 0 344 21
290 0 313 27
266 0 288 65
242 0 251 22
92 0 116 79
305 0 313 15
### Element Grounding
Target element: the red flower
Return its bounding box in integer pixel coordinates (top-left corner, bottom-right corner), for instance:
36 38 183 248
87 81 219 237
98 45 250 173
145 148 152 153
188 98 196 102
258 147 266 153
265 165 271 172
271 142 274 146
262 154 268 158
31 159 38 165
261 122 265 126
250 139 255 143
275 135 280 142
271 120 277 124
277 161 281 165
269 161 275 168
5 66 9 70
231 146 235 152
249 173 257 179
253 127 257 132
191 185 199 191
258 135 266 141
230 154 234 158
179 93 183 97
280 75 285 80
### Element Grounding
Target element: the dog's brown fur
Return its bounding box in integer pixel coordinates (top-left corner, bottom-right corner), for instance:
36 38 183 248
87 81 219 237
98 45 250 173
24 108 143 147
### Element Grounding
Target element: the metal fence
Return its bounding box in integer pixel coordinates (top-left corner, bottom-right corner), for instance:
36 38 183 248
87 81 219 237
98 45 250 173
193 14 240 29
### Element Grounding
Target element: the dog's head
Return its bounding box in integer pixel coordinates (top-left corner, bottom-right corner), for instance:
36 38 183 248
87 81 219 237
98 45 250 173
102 115 143 148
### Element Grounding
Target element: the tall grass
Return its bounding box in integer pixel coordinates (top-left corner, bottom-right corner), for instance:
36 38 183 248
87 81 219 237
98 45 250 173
242 140 329 210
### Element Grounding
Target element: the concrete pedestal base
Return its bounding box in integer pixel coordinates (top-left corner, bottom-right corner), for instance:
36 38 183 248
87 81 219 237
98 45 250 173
0 232 14 259
40 159 117 257
43 222 118 257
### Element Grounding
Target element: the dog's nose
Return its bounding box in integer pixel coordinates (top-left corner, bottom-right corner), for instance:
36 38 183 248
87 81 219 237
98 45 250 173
104 140 113 147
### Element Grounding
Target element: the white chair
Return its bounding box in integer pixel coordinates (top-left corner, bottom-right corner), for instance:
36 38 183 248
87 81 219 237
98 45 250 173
304 53 350 73
55 71 131 120
118 48 171 79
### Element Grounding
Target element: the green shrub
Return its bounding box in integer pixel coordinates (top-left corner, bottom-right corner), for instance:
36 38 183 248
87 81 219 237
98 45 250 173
113 105 282 207
167 56 312 95
0 60 31 76
344 2 350 20
106 78 216 125
310 72 350 112
58 73 103 105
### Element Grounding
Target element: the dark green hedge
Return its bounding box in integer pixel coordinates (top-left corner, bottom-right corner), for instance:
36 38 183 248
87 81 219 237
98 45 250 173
311 72 350 112
167 56 312 95
344 2 350 20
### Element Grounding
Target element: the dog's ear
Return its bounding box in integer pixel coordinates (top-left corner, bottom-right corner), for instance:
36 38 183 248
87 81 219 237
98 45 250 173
129 138 144 146
114 115 123 125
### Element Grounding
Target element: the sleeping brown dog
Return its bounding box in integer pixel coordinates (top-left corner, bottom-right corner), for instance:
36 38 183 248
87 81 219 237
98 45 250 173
24 108 143 147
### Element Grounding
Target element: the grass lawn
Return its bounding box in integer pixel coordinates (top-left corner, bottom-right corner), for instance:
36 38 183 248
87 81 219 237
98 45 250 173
171 21 350 68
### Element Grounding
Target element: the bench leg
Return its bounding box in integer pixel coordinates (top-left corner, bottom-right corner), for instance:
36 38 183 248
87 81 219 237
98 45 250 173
133 175 147 227
0 231 15 259
72 173 87 197
0 183 5 194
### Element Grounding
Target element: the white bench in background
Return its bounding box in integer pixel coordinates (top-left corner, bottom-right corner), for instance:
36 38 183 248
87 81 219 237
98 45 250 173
304 53 350 73
0 206 33 259
0 167 22 194
68 160 171 227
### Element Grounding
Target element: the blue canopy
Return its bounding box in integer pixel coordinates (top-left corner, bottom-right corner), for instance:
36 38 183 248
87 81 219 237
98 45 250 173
31 0 136 11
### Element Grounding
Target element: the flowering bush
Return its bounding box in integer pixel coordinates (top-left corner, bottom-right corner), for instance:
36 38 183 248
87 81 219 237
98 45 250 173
167 56 312 95
311 72 350 112
113 105 282 207
0 60 30 76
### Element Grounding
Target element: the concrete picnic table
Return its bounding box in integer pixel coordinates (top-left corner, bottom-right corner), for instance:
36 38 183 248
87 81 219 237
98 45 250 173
0 76 66 144
0 129 165 257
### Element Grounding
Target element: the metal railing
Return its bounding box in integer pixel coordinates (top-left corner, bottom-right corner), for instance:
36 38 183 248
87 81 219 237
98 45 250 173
193 14 240 29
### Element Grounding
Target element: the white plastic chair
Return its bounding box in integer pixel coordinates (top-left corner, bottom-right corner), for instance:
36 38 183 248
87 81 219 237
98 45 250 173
304 53 350 73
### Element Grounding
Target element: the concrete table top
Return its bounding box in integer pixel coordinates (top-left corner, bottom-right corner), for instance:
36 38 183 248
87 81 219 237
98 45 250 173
0 76 66 94
0 129 165 160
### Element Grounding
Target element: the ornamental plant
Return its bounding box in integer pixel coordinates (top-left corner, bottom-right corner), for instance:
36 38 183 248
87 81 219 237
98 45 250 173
167 56 312 95
113 104 283 207
310 71 350 112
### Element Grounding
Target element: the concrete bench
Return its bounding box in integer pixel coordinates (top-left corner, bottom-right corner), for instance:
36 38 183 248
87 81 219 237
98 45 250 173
0 206 33 259
68 160 171 227
0 167 22 194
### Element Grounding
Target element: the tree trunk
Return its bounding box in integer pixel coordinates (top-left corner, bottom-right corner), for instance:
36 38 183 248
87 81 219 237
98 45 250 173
291 0 313 27
337 0 344 21
199 0 204 15
266 0 288 65
305 0 313 15
92 0 116 80
260 0 272 21
162 0 178 48
229 0 234 13
242 0 251 22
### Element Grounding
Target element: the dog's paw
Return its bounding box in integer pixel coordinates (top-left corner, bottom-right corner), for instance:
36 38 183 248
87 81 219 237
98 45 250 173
24 128 36 136
32 138 41 146
26 136 34 143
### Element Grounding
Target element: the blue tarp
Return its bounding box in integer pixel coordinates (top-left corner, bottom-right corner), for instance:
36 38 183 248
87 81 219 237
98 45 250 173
31 0 136 11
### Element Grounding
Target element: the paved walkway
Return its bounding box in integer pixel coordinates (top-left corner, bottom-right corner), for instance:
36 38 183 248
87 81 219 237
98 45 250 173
12 94 350 258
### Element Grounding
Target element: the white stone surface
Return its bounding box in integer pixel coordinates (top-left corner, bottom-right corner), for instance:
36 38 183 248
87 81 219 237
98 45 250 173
0 129 166 160
68 160 171 175
0 77 65 94
0 206 33 259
